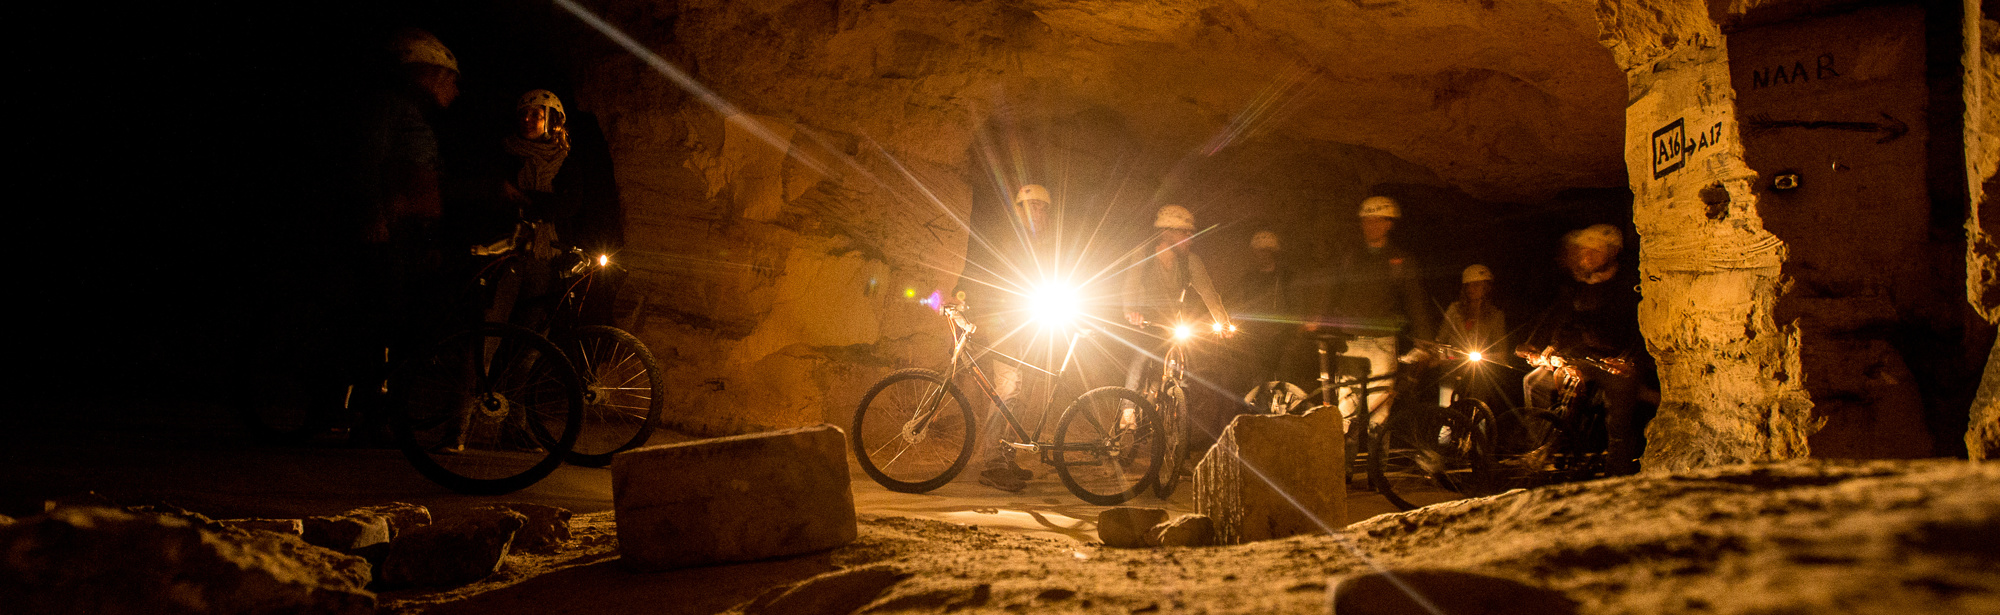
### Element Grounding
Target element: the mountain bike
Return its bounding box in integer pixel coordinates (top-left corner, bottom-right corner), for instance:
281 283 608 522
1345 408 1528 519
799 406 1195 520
1472 349 1630 489
1242 329 1396 487
851 300 1164 505
462 221 664 468
1128 320 1231 498
1365 340 1496 511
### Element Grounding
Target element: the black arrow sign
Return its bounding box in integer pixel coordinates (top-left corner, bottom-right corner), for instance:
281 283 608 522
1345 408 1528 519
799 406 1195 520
1744 112 1907 144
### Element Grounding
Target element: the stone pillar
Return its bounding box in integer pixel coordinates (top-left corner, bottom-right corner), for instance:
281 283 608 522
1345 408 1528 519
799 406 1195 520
1965 0 2000 460
1193 408 1344 544
1598 3 1817 471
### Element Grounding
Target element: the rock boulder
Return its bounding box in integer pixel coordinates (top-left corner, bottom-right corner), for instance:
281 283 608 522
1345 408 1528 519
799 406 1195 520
612 424 857 571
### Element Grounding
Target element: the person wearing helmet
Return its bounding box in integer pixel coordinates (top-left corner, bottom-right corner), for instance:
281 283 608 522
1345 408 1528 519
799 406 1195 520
1442 264 1508 410
1442 264 1506 354
1120 205 1234 442
954 183 1064 492
359 27 460 247
466 89 578 327
1228 229 1310 395
1309 196 1434 430
1122 205 1232 329
1518 223 1645 475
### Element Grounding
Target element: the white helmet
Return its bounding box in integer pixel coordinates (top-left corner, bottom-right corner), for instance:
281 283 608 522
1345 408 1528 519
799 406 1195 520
1154 205 1196 230
1461 264 1494 284
1250 230 1280 251
1358 196 1400 218
393 28 458 72
1564 224 1624 253
1015 184 1050 205
516 89 564 116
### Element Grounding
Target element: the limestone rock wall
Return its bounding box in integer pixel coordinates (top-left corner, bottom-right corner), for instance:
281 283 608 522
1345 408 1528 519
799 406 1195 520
509 0 1631 432
1599 1 1817 470
1965 0 1999 459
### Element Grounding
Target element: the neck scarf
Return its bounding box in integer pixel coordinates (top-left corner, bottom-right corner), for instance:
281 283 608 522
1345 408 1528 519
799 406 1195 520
502 133 570 193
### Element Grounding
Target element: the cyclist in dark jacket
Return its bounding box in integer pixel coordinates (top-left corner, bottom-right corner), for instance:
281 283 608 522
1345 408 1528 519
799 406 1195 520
1307 196 1433 429
1519 224 1645 476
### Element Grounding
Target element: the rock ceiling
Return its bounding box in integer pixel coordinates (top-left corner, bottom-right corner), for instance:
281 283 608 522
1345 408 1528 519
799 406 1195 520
657 0 1631 203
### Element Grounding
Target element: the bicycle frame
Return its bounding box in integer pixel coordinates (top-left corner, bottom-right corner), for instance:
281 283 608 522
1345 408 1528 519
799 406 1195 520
929 306 1088 453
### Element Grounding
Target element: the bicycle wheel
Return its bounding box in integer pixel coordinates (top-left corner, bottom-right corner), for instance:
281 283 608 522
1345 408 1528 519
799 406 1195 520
1052 386 1162 505
1368 404 1482 511
1153 380 1189 498
557 325 665 467
851 368 976 493
390 322 583 495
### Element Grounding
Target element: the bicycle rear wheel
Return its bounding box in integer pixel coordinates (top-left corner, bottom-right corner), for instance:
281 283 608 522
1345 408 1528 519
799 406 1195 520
851 368 975 493
557 326 665 467
1052 386 1162 505
391 322 582 495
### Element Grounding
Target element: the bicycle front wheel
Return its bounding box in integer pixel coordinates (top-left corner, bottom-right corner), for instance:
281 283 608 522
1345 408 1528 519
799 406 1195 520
1053 386 1162 505
557 326 665 467
1152 381 1189 498
1368 403 1482 511
391 322 583 495
851 368 976 493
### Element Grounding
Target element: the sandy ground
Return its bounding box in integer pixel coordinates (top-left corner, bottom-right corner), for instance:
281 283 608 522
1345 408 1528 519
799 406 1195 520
14 400 1987 614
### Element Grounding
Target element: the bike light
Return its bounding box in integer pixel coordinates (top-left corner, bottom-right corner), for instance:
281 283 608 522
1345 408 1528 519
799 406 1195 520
1211 322 1223 333
1173 324 1193 340
598 254 610 267
1466 351 1483 363
1028 284 1081 327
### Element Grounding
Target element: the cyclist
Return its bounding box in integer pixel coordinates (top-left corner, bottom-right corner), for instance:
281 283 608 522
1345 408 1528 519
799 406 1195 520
955 184 1064 492
1121 205 1234 436
1307 196 1433 431
1441 264 1509 408
1517 224 1645 476
1228 229 1311 401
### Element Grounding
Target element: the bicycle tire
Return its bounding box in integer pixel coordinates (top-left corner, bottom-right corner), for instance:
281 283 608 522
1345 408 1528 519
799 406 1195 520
1153 379 1189 498
390 322 583 495
1368 404 1481 511
556 325 665 467
1052 386 1162 506
851 368 976 493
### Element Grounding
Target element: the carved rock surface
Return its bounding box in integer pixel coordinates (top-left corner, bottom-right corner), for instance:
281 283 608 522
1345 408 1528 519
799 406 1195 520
378 509 527 588
1095 507 1170 549
472 503 572 554
0 506 374 615
1150 514 1215 548
344 502 431 538
613 424 857 571
302 511 392 553
218 517 305 536
1194 408 1345 544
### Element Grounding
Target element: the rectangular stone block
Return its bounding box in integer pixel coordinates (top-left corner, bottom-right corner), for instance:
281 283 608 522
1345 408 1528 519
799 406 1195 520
613 423 857 570
1193 408 1345 544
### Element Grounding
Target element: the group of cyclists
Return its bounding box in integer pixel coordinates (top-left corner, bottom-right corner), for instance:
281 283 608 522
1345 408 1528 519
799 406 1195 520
954 183 1653 492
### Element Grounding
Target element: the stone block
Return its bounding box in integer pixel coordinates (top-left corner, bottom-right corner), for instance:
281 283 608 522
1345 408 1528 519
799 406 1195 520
1150 514 1214 547
1194 407 1345 544
473 503 572 553
612 423 857 571
219 517 306 535
303 511 392 553
1096 507 1169 548
0 506 374 614
345 502 431 538
380 509 527 587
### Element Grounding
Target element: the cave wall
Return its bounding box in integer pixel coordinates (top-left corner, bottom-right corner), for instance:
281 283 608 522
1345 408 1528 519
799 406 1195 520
1600 3 1817 470
507 0 1627 433
1966 0 2000 460
1598 0 1993 469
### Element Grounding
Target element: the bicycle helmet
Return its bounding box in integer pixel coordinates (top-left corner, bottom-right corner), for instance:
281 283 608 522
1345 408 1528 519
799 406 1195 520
516 89 564 117
392 28 457 72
